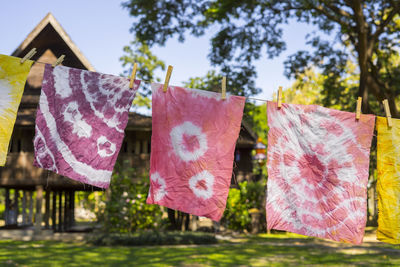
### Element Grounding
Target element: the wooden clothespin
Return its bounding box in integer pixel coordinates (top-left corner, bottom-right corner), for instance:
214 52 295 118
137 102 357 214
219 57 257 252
163 65 173 92
277 86 283 108
52 55 65 67
356 97 362 120
221 76 226 100
20 48 37 63
129 63 138 89
383 99 393 128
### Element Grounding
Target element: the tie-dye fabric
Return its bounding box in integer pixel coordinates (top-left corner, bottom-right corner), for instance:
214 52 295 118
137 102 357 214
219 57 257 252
0 55 33 165
266 101 375 244
34 65 139 188
147 83 245 221
376 116 400 244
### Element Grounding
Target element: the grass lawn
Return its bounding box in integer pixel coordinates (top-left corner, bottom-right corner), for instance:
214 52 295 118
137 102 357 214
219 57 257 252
0 231 399 266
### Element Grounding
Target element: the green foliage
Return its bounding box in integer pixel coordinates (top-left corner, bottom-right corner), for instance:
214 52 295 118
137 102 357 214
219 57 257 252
182 69 259 97
183 70 222 93
245 103 268 142
222 180 266 231
120 39 165 111
100 163 162 232
120 39 165 92
88 231 217 246
122 1 400 115
0 189 5 220
223 186 250 231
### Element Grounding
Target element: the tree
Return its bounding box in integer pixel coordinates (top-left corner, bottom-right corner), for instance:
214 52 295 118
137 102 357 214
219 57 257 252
122 0 400 116
120 39 166 109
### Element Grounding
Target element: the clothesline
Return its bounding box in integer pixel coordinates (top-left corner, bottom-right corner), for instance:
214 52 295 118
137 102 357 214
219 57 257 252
30 59 365 107
2 53 398 245
32 59 272 103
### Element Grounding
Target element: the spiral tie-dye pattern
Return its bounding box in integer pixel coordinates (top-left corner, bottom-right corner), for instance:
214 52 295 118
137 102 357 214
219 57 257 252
266 101 375 244
33 65 139 188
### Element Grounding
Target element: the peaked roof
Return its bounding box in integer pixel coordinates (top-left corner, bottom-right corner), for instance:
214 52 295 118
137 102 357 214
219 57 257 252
11 12 94 71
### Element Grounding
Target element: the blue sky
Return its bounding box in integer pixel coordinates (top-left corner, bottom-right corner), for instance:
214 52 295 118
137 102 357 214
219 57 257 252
0 0 316 101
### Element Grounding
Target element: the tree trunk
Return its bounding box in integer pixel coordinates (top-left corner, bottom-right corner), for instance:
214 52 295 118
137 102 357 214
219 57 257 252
167 208 178 230
366 74 399 118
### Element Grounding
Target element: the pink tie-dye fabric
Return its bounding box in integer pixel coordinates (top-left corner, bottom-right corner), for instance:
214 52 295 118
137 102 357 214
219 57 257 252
147 83 245 221
34 64 139 188
266 101 375 244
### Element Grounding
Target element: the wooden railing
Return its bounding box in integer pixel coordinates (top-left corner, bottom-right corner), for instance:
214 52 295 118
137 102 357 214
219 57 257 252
0 152 151 189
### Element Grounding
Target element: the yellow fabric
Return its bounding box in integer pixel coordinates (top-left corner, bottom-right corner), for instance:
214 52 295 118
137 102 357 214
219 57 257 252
376 116 400 244
0 55 33 165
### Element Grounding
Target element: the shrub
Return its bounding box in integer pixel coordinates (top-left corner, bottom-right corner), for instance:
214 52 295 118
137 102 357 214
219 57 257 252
99 162 162 232
88 231 217 246
222 180 266 232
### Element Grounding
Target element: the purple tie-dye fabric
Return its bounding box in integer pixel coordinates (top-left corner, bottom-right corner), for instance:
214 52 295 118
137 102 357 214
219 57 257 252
33 64 139 188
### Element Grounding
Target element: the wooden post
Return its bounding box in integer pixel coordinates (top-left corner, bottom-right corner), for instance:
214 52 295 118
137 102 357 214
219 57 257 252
28 191 33 225
14 190 19 225
5 189 10 225
135 140 141 155
44 190 50 229
69 191 75 227
22 191 27 225
142 141 148 154
52 191 57 230
58 191 62 232
34 185 43 234
64 191 68 231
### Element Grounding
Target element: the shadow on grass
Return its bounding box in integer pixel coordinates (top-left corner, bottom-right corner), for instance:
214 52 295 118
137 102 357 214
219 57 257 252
0 239 400 266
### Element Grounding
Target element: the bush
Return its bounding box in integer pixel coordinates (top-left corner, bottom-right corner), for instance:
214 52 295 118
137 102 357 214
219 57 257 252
222 180 266 232
88 231 217 246
99 162 162 232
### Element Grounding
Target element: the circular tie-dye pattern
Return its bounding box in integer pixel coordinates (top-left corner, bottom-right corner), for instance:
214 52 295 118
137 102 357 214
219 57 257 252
150 172 167 202
170 121 208 162
147 83 246 221
189 170 215 200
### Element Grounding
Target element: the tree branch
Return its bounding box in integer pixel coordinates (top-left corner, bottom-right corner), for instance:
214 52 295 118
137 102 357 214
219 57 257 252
371 4 400 43
309 4 347 27
325 2 352 19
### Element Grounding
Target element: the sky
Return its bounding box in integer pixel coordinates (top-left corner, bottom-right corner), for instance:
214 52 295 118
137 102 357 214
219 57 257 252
0 0 316 101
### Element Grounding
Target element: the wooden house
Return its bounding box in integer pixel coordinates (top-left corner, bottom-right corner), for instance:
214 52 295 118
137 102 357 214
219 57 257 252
0 13 257 232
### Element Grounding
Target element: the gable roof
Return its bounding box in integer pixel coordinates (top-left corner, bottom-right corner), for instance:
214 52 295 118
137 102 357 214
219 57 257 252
11 12 94 71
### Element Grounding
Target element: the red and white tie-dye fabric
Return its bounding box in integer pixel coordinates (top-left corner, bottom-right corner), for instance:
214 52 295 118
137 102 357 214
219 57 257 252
266 101 375 244
147 83 245 221
34 65 139 188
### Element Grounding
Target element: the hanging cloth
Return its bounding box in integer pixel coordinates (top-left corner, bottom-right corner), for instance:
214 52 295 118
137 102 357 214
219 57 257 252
0 55 33 165
33 64 139 188
266 101 375 244
376 116 400 244
147 83 245 221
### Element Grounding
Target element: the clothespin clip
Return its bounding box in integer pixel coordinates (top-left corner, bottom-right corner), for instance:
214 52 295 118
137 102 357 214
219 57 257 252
382 99 393 128
129 63 138 89
221 76 226 100
277 86 282 108
20 48 37 63
52 55 65 67
356 97 362 120
163 65 173 92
